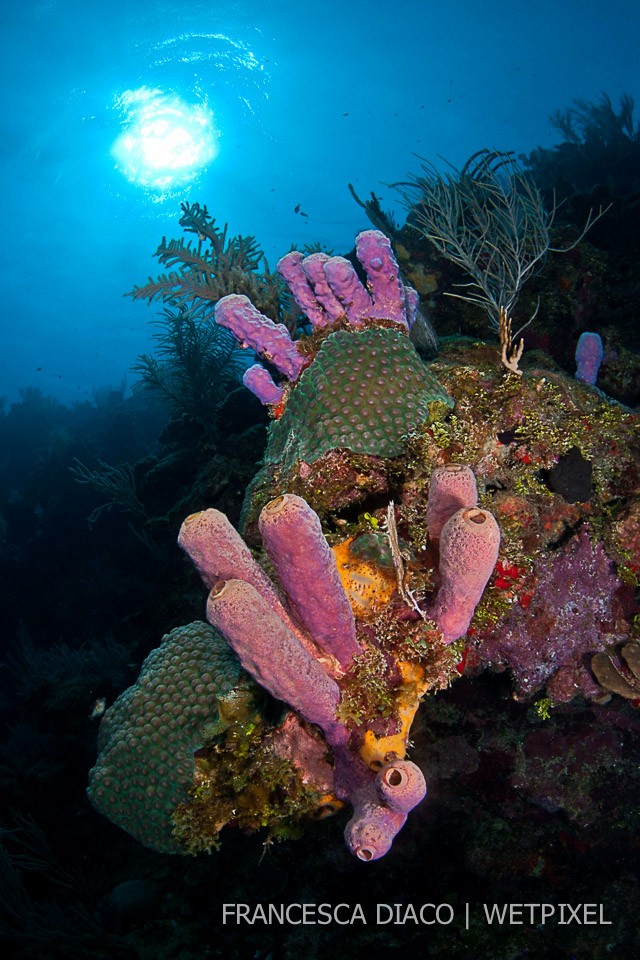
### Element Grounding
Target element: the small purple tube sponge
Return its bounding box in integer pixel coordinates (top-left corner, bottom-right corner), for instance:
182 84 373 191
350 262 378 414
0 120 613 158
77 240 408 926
375 759 427 814
258 494 360 670
344 798 407 861
575 331 604 385
429 507 501 643
243 364 284 406
342 759 426 861
426 464 479 542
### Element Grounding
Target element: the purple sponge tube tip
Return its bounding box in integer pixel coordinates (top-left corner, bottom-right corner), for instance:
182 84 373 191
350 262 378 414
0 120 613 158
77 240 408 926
426 464 478 542
429 506 501 643
575 331 604 385
375 759 427 814
277 251 330 329
206 578 342 732
344 797 407 861
301 252 346 322
323 256 373 327
356 230 408 330
243 364 284 406
178 509 286 616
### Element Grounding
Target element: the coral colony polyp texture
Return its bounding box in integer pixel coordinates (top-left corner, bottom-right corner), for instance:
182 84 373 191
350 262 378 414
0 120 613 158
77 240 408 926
89 227 640 861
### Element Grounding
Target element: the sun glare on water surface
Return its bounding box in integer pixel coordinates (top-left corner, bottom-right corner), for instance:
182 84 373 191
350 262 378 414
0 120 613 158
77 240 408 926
111 87 219 192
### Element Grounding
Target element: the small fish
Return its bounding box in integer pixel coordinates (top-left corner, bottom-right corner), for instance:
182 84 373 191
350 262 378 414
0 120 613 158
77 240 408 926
90 697 107 719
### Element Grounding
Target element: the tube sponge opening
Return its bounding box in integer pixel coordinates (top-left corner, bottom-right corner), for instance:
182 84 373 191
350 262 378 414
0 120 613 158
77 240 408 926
375 759 427 814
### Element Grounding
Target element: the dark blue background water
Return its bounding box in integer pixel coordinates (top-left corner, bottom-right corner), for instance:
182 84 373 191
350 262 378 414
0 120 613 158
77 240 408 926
1 0 638 404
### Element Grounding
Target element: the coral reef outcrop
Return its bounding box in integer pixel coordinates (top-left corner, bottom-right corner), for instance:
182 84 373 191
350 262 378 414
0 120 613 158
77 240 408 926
88 223 639 866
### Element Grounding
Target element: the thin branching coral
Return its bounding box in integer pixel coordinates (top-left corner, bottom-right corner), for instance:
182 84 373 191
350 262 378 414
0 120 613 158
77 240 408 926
127 201 283 321
132 304 245 432
395 150 555 329
394 150 607 372
70 457 145 525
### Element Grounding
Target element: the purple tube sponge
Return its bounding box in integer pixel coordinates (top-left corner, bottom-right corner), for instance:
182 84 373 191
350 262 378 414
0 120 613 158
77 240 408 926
258 494 361 670
301 252 346 323
426 464 478 542
575 331 604 385
206 578 344 737
277 251 331 330
355 230 408 331
215 294 306 381
322 256 374 326
344 797 407 861
375 759 427 814
178 508 281 600
242 364 284 406
178 507 317 658
429 506 501 643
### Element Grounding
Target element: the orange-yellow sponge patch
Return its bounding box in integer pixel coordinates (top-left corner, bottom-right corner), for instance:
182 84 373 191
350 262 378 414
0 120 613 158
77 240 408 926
359 662 430 769
332 537 397 617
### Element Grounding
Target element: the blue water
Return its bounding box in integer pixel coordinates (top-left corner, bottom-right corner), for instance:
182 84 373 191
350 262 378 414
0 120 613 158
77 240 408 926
1 0 638 404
